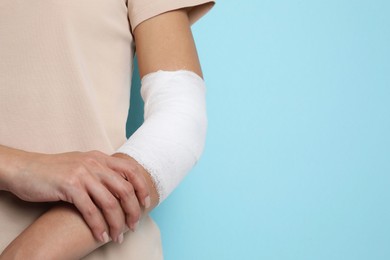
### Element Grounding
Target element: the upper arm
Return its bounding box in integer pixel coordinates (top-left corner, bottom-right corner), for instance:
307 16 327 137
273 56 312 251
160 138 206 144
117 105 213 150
133 9 203 79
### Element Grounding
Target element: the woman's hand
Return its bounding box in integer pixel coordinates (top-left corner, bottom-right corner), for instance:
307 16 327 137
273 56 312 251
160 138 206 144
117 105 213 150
2 149 150 243
0 152 158 260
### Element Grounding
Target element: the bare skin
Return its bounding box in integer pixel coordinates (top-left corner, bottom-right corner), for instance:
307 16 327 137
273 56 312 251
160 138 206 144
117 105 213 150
0 153 157 260
0 7 206 259
0 146 150 242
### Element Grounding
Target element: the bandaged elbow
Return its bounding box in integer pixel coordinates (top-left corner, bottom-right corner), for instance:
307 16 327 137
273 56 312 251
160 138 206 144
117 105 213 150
117 70 208 203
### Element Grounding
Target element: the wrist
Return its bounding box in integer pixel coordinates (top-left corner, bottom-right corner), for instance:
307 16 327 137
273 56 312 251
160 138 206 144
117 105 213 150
0 146 34 192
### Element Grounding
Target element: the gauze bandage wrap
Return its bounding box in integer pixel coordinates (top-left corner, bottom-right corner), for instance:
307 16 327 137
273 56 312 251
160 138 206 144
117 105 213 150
117 70 208 203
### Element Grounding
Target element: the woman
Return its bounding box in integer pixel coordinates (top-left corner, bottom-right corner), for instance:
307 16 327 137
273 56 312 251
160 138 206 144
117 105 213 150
0 0 214 259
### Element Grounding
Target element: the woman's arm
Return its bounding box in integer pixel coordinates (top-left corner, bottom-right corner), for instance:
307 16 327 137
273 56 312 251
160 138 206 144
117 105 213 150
0 145 150 259
0 157 154 260
0 145 149 241
0 8 203 259
134 7 203 78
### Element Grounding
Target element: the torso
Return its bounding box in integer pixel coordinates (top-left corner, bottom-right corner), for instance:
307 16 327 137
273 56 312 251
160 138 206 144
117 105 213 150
0 1 162 258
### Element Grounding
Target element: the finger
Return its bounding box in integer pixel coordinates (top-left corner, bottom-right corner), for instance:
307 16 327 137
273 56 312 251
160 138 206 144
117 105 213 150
102 173 142 231
87 182 126 243
106 157 150 208
72 192 109 243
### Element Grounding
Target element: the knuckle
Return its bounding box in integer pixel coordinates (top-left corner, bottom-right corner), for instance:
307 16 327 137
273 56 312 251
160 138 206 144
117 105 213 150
84 204 98 218
88 150 99 156
139 189 150 200
89 221 104 235
65 172 83 189
89 150 105 158
108 219 123 234
130 191 138 202
121 160 138 174
121 183 135 197
117 187 131 201
116 177 134 193
134 179 147 192
133 179 148 195
103 196 118 210
124 189 138 204
129 210 141 223
66 166 89 187
128 164 139 173
83 155 99 166
75 164 88 175
82 151 108 168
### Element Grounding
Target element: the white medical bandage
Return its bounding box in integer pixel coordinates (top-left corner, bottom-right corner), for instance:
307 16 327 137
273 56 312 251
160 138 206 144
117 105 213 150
117 70 208 203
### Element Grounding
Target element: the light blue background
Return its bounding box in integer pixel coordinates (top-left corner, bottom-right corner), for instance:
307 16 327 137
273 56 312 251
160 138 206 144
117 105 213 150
128 1 390 259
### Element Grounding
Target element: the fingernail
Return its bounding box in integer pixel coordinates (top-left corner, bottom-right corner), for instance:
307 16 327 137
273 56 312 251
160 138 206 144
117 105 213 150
102 231 110 243
130 221 139 232
145 196 151 209
118 233 124 244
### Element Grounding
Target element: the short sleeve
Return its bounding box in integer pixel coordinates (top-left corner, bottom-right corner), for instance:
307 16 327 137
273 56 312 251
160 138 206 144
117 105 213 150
127 0 215 32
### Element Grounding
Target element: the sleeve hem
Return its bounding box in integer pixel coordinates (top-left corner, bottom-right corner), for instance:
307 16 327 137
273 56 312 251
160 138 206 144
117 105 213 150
129 0 215 33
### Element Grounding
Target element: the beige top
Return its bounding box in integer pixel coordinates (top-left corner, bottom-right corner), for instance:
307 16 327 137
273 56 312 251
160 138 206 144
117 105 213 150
0 0 214 258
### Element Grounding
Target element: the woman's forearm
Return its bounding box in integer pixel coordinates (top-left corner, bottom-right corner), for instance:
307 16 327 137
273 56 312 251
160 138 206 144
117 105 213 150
0 146 11 191
1 204 102 260
0 145 19 191
0 144 151 242
0 154 158 259
0 145 33 192
0 146 102 259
